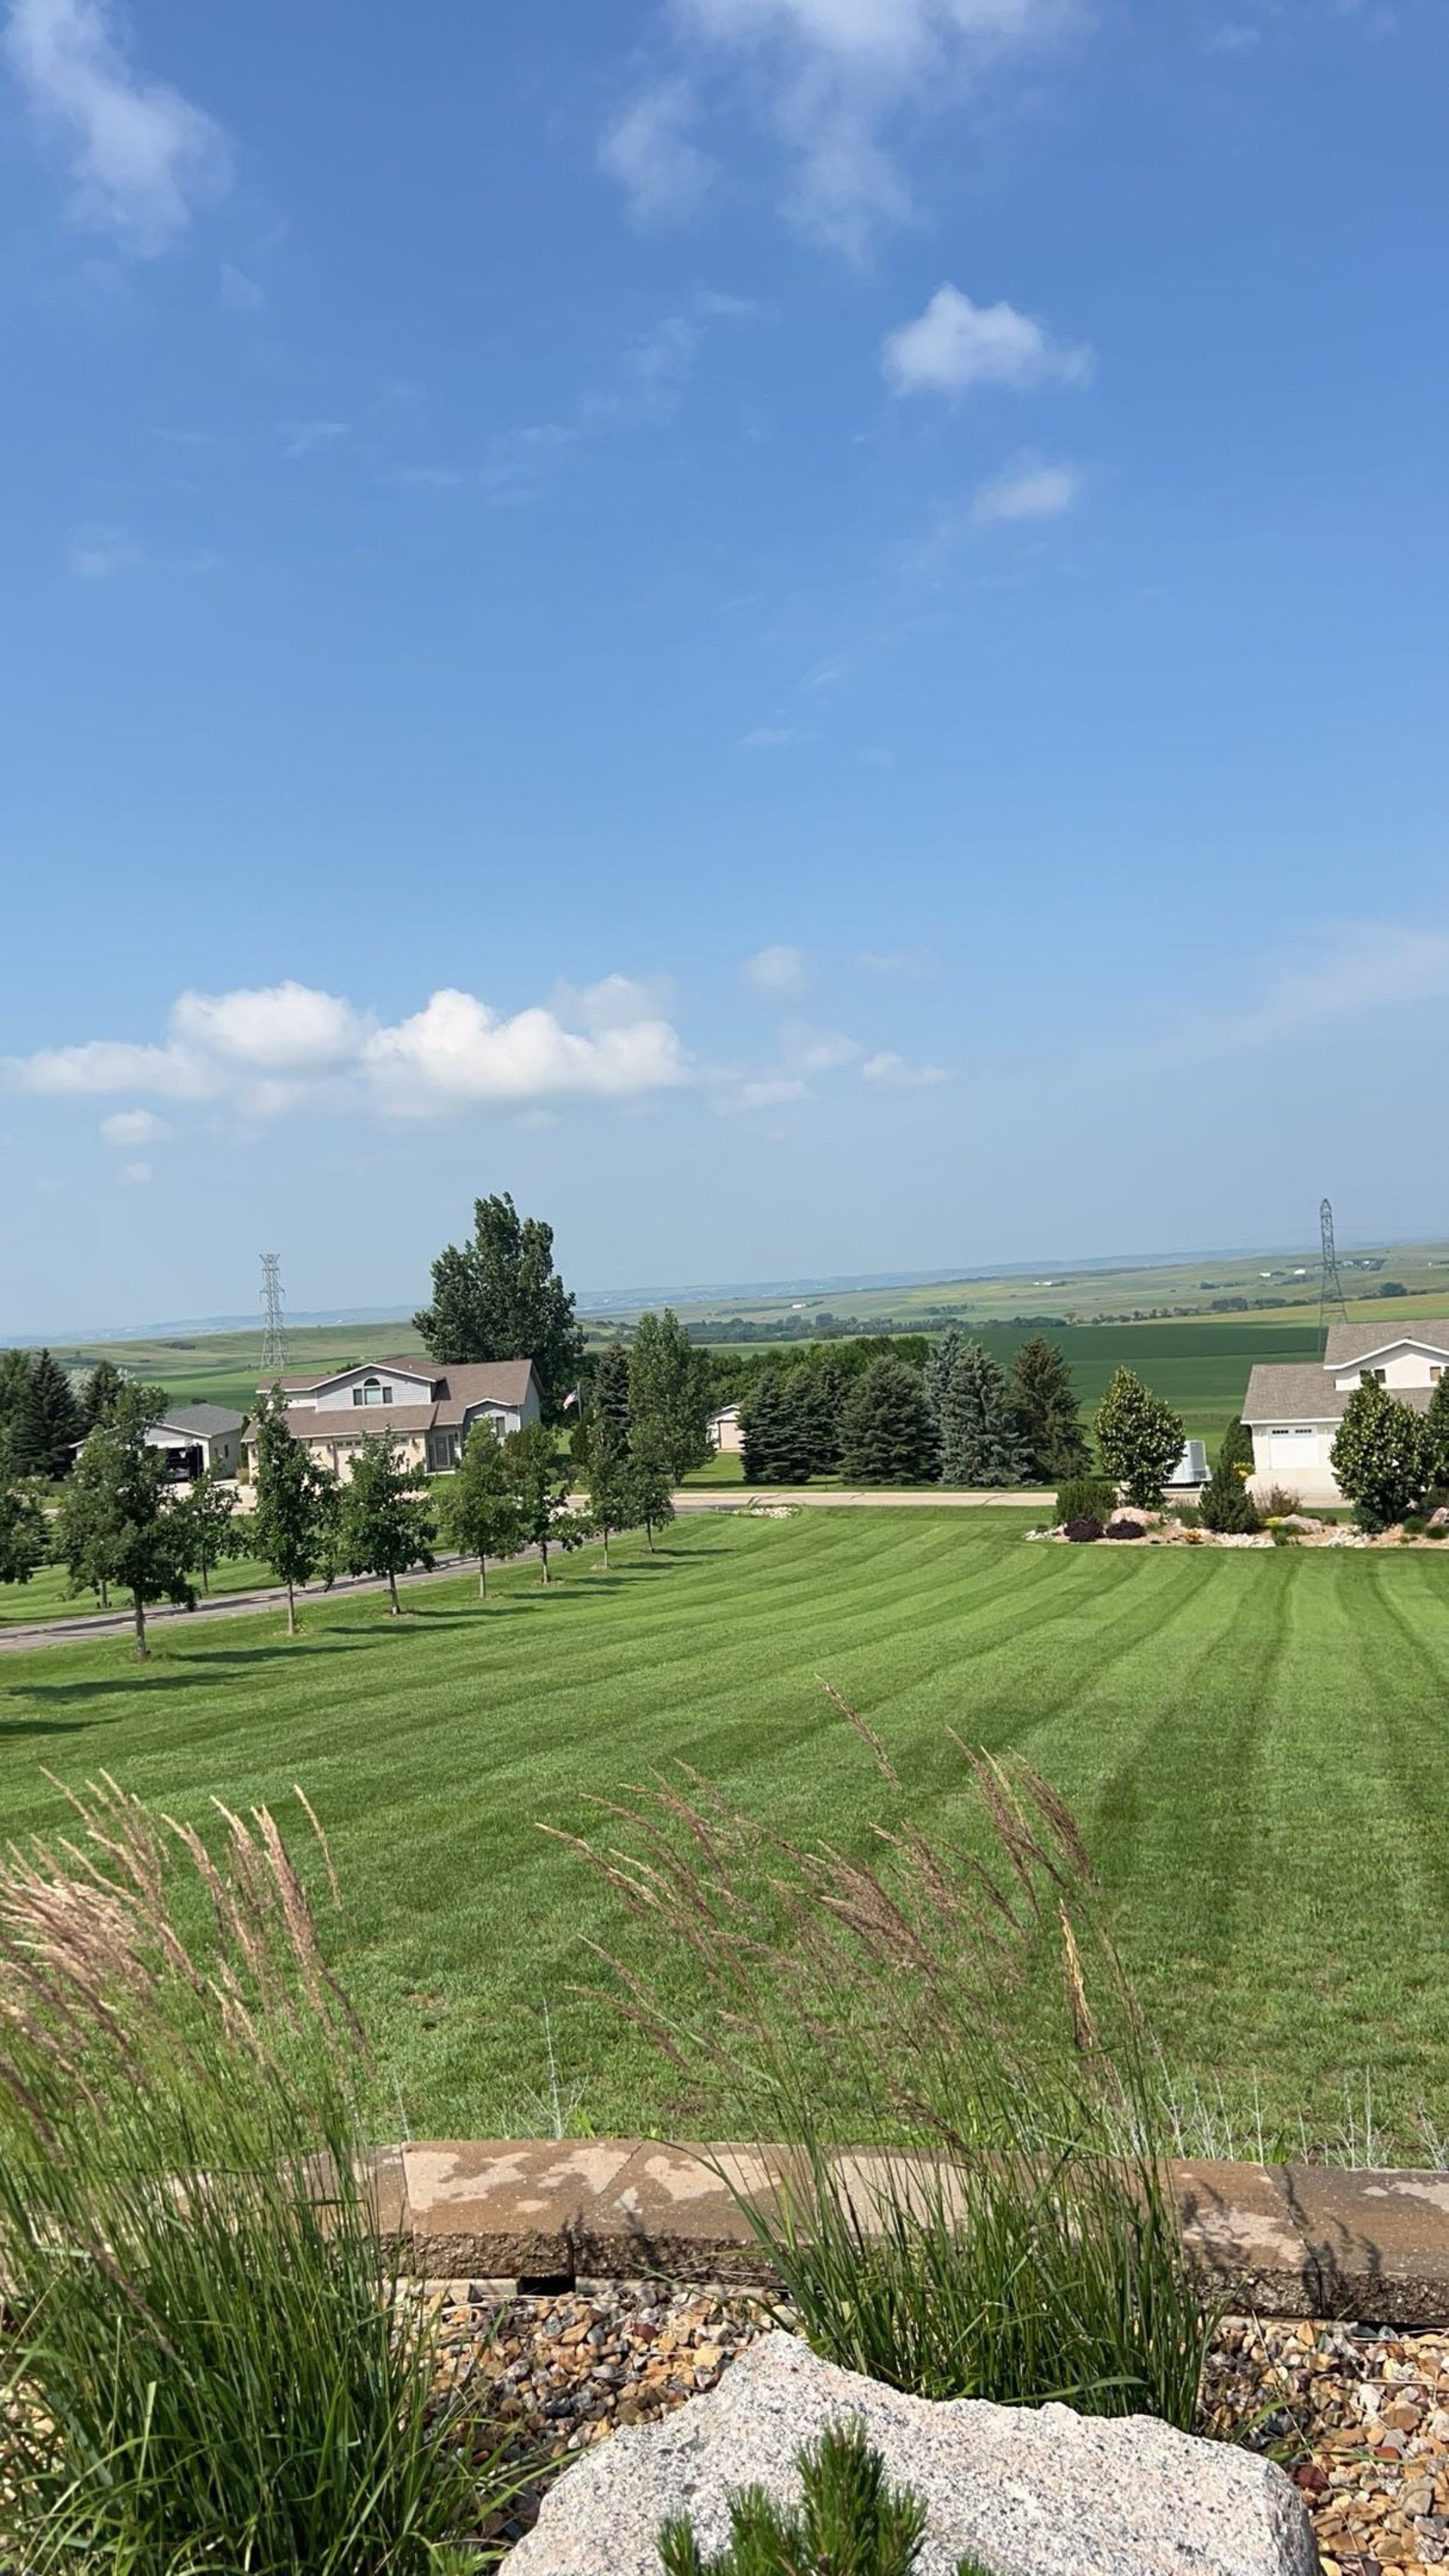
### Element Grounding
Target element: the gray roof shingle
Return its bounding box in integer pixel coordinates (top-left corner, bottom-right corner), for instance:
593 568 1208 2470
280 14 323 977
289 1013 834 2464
156 1403 245 1436
1324 1318 1449 1365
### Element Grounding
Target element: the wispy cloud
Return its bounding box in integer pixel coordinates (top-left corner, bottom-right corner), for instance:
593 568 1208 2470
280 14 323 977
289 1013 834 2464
1217 922 1449 1050
671 0 1074 260
598 78 715 224
100 1108 168 1146
971 451 1082 524
742 944 809 995
861 1049 947 1085
281 420 351 462
5 0 231 254
67 522 140 578
740 724 808 750
5 977 694 1122
220 260 264 311
883 283 1092 399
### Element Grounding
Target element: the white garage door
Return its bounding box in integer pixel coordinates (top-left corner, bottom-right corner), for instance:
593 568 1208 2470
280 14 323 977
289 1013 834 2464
1266 1426 1318 1473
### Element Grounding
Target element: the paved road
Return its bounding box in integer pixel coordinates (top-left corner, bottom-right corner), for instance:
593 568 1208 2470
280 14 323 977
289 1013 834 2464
0 1489 1054 1654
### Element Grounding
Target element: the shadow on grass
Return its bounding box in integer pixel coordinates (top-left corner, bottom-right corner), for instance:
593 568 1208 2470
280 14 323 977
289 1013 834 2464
5 1673 199 1707
0 1714 91 1737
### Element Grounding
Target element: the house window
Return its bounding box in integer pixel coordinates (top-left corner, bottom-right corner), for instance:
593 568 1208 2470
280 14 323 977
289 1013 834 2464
1361 1368 1386 1386
352 1380 392 1406
1432 1366 1444 1383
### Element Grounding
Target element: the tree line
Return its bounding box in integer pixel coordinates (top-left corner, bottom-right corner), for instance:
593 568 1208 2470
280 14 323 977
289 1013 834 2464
738 1332 1100 1489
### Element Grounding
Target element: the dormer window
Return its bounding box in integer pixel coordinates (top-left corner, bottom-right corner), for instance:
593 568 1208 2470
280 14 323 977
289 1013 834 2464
352 1379 392 1406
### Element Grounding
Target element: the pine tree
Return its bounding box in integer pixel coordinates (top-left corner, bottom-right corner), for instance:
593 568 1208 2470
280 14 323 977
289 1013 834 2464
629 1310 712 1479
923 1329 967 1445
337 1431 437 1614
839 1358 937 1486
938 1342 1026 1488
594 1343 633 1441
250 1387 340 1636
414 1192 584 1419
741 1372 808 1484
180 1470 245 1594
54 1391 195 1659
13 1350 85 1482
0 1349 31 1447
788 1363 844 1477
1331 1380 1428 1531
1094 1368 1185 1510
1008 1336 1090 1481
1198 1420 1260 1533
82 1359 129 1430
437 1417 523 1596
506 1423 586 1584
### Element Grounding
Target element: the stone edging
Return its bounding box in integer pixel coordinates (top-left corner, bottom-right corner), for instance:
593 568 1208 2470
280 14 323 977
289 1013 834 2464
372 2141 1449 2325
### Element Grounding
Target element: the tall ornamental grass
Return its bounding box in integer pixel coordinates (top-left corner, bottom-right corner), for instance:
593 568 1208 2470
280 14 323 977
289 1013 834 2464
549 1691 1215 2430
0 1775 507 2576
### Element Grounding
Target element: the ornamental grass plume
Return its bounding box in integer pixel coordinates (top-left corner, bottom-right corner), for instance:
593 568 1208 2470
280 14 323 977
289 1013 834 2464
545 1691 1214 2432
0 1772 509 2576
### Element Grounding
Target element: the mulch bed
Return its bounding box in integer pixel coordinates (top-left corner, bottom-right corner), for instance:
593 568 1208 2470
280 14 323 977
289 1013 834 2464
416 2279 1449 2569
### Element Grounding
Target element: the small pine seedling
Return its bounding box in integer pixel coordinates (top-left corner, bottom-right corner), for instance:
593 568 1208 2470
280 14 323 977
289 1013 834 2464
655 2420 991 2576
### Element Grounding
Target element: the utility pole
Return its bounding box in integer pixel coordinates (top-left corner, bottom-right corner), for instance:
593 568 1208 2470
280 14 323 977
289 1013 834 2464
1318 1199 1349 1346
260 1252 290 1376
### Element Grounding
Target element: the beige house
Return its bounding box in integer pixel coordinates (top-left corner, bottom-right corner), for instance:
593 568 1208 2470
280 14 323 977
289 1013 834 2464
1243 1319 1449 1503
242 1356 541 1481
707 1402 744 1454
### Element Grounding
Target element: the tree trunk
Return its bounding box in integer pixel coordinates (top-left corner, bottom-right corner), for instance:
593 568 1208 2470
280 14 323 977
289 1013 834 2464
601 1526 611 1568
645 1516 656 1553
540 1540 550 1585
478 1558 488 1599
200 1559 210 1596
388 1570 400 1615
286 1578 297 1637
132 1596 147 1661
99 1578 109 1609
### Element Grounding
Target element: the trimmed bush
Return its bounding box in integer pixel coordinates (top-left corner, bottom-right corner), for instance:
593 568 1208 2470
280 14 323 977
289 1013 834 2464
1103 1518 1146 1540
1054 1476 1117 1527
1063 1515 1104 1542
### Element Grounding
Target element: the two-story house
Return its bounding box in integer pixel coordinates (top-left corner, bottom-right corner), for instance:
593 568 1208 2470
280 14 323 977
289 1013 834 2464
1242 1319 1449 1503
242 1356 542 1482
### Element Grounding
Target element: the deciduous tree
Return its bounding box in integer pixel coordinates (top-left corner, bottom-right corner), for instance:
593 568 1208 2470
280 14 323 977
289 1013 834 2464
1008 1336 1091 1481
437 1417 523 1597
839 1359 937 1487
0 1449 46 1588
1094 1368 1185 1510
414 1193 584 1419
180 1469 245 1596
583 1415 640 1569
81 1359 128 1431
1331 1380 1428 1531
628 1310 712 1480
54 1391 195 1659
625 1430 675 1552
337 1431 437 1615
506 1423 586 1584
250 1387 339 1636
1423 1374 1449 1497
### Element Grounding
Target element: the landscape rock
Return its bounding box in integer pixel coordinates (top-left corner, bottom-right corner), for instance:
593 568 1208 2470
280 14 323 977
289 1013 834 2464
502 2330 1318 2576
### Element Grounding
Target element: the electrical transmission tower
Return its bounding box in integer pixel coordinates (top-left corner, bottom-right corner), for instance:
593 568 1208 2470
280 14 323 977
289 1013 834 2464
260 1252 290 1375
1318 1198 1349 1344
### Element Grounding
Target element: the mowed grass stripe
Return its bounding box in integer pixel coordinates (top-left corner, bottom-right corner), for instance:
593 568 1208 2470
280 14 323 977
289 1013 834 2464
3 1512 1448 2145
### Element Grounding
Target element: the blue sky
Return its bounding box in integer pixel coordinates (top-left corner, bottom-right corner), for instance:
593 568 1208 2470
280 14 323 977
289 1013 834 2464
2 0 1447 1331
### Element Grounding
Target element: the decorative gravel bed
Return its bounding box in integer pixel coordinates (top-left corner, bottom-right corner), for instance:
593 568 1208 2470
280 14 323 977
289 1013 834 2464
417 2281 1449 2571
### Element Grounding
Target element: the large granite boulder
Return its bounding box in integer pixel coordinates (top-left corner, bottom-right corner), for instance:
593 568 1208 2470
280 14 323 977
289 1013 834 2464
505 2331 1317 2575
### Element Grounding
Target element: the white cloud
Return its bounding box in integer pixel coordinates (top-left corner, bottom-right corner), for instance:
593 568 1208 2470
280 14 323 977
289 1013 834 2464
861 1050 947 1085
100 1107 167 1146
119 1159 152 1183
670 0 1071 257
731 1076 810 1109
5 0 231 254
1220 923 1449 1050
281 420 351 462
599 79 715 224
743 944 809 995
67 522 140 579
552 973 678 1032
780 1021 861 1071
971 451 1081 524
883 285 1091 398
2 977 694 1123
740 725 808 749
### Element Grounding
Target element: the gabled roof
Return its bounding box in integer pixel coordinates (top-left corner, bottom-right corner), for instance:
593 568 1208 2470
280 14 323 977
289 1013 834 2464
270 1357 437 1393
1323 1318 1449 1367
1243 1364 1439 1425
155 1403 245 1436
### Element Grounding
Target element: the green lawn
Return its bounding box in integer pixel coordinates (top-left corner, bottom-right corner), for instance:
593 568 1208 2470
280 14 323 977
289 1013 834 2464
0 1551 284 1629
2 1510 1447 2155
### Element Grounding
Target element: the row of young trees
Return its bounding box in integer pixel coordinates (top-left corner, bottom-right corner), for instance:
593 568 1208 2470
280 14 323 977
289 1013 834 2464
740 1333 1097 1490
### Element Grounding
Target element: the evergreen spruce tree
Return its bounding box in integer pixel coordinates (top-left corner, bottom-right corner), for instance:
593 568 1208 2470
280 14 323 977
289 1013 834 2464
1008 1336 1091 1481
923 1329 967 1445
54 1390 195 1660
628 1310 712 1479
741 1372 808 1484
81 1359 129 1431
593 1343 633 1441
250 1387 340 1636
413 1192 584 1418
938 1341 1027 1488
1198 1420 1260 1533
839 1358 937 1486
0 1350 31 1447
789 1362 844 1477
437 1417 524 1596
13 1350 85 1482
337 1430 438 1614
1094 1368 1185 1510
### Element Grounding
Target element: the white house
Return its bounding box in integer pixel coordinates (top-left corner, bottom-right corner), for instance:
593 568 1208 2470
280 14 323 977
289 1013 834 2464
1242 1319 1449 1503
242 1356 542 1480
145 1403 245 1482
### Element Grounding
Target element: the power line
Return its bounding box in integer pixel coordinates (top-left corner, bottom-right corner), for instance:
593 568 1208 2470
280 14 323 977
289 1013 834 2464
1318 1198 1348 1345
260 1252 290 1375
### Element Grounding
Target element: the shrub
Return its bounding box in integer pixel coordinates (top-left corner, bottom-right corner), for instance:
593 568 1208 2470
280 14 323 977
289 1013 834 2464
1174 1503 1201 1530
1093 1369 1185 1511
1260 1485 1303 1520
657 2421 989 2576
1103 1517 1146 1541
0 1780 511 2576
1054 1476 1117 1526
1063 1514 1104 1542
559 1713 1216 2431
1331 1380 1429 1530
